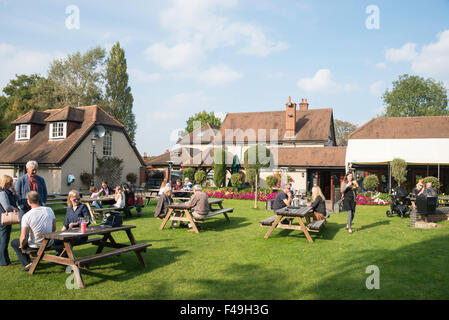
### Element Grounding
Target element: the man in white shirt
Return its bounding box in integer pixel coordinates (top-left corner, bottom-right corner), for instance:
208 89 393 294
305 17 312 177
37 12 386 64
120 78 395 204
11 191 56 271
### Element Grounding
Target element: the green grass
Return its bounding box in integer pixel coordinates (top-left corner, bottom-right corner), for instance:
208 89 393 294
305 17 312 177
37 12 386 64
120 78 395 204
1 200 449 299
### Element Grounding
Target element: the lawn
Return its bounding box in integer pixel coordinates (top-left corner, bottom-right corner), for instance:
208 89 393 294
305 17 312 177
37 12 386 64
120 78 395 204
1 200 449 300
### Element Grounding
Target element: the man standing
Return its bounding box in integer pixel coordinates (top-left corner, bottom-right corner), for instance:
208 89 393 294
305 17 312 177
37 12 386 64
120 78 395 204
11 191 56 271
15 160 48 219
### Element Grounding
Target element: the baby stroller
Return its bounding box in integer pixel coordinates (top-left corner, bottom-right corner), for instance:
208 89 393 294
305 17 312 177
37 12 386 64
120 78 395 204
386 186 411 218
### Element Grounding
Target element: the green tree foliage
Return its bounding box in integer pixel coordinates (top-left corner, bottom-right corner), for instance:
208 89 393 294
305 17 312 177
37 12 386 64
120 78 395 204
213 149 226 188
246 168 257 188
363 174 379 191
230 173 242 187
34 46 106 109
334 119 358 146
194 170 206 185
422 176 440 190
104 42 137 141
0 74 43 142
182 167 195 182
126 172 137 184
95 156 124 188
382 74 449 117
265 175 278 189
185 110 222 134
244 145 271 208
391 158 407 186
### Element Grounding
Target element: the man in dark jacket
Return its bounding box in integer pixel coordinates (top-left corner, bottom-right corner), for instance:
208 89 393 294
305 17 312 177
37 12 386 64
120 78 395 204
15 160 47 220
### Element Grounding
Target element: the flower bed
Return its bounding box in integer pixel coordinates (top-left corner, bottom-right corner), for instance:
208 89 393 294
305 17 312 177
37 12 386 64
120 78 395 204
204 189 279 202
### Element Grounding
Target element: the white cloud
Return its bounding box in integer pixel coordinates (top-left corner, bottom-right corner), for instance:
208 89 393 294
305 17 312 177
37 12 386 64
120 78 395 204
297 69 354 93
128 68 160 83
197 64 243 86
385 29 449 82
145 41 205 69
0 43 61 89
375 62 387 69
369 81 385 97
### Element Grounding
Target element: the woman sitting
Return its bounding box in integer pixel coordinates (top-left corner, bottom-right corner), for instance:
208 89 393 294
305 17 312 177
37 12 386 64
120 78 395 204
113 185 125 209
154 187 174 219
89 186 102 209
54 190 90 255
306 186 327 224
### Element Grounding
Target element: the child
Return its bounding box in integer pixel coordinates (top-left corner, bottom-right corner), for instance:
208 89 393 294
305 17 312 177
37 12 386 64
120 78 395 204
90 186 102 209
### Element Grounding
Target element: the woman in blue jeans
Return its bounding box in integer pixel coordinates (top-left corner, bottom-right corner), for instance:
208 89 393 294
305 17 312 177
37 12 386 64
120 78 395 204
0 175 18 266
342 172 358 234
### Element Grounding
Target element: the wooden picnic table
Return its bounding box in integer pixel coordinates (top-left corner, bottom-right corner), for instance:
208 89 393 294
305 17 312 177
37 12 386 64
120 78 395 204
27 225 151 288
261 206 320 243
145 189 194 204
159 198 233 234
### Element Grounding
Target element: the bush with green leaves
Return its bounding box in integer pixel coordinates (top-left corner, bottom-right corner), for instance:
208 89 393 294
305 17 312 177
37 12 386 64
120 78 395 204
79 172 92 187
194 170 206 185
265 175 278 189
364 174 379 191
246 168 257 188
126 172 137 184
423 176 440 189
182 167 196 182
213 149 226 188
230 173 242 187
391 158 407 186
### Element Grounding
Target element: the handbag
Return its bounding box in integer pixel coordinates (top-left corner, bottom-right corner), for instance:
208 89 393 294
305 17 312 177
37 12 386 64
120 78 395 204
99 211 123 228
0 202 20 226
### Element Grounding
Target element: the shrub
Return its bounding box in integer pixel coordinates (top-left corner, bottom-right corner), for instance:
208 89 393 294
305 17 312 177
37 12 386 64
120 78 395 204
213 149 226 188
265 175 278 189
126 172 137 184
80 172 91 187
182 167 196 182
423 176 440 189
364 174 379 191
230 173 242 187
246 168 257 188
391 158 407 186
194 170 206 185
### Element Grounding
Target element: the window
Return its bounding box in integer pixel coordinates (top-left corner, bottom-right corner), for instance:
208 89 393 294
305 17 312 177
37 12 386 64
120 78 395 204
49 122 67 139
13 165 25 179
15 124 30 141
103 131 112 156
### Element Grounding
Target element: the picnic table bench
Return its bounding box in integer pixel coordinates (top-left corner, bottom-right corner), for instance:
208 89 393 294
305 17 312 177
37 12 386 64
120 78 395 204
260 206 328 243
159 198 233 233
80 196 116 224
27 225 151 288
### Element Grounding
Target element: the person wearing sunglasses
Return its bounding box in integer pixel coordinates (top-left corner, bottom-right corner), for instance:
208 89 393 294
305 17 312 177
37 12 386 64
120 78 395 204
54 190 90 256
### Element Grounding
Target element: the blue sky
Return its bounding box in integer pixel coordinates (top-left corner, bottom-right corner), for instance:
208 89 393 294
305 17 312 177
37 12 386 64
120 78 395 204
1 0 449 156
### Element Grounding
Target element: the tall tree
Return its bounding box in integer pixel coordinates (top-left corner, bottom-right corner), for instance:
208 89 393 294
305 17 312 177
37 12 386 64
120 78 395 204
104 42 136 141
0 74 43 141
34 46 106 109
244 145 272 208
334 119 358 146
382 74 449 117
185 110 222 134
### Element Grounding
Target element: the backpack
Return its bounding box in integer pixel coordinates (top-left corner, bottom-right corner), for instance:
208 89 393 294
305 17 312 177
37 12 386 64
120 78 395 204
99 211 123 228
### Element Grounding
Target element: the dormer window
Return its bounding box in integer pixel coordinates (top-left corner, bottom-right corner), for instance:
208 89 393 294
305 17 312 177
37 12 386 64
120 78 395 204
15 124 30 141
49 122 67 140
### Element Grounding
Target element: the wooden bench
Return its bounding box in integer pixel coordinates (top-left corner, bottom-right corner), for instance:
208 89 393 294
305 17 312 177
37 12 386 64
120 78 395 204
24 237 103 255
259 215 327 232
75 243 152 267
202 207 233 222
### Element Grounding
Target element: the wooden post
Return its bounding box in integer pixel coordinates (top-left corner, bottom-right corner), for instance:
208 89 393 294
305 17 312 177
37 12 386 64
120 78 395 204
254 173 258 209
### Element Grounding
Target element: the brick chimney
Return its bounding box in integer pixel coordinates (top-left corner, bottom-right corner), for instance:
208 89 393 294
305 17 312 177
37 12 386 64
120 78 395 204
285 96 296 138
299 98 309 111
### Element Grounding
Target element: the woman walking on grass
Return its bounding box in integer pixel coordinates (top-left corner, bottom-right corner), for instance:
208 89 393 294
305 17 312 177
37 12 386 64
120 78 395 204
341 172 358 234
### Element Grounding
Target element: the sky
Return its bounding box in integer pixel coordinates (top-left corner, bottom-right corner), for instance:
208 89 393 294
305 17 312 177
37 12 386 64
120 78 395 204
1 0 449 156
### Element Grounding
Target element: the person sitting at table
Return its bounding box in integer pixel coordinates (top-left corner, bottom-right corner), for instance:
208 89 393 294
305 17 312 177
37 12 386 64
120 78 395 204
183 178 193 191
272 184 293 224
154 187 174 219
112 185 126 209
420 182 439 197
306 186 327 224
184 185 209 229
173 179 183 191
54 190 90 256
11 191 56 271
158 179 171 196
89 186 102 209
98 181 115 205
411 180 424 210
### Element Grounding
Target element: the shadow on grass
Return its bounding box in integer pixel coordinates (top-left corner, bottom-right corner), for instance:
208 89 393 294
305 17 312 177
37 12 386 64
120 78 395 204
265 221 342 242
197 217 251 233
300 233 449 299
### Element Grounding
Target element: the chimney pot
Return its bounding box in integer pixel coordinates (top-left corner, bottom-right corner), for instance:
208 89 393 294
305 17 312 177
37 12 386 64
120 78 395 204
299 98 309 111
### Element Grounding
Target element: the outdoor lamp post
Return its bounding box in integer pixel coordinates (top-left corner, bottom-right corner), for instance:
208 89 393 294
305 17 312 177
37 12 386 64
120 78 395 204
90 136 97 186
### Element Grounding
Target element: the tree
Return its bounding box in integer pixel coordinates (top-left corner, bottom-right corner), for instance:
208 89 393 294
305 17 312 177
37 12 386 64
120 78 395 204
104 42 137 141
246 168 257 189
244 145 272 208
423 176 440 190
230 173 242 187
382 74 449 117
185 110 222 134
182 167 195 182
213 149 226 188
0 74 43 142
334 119 358 146
194 170 206 185
363 175 379 192
391 158 407 187
34 46 106 109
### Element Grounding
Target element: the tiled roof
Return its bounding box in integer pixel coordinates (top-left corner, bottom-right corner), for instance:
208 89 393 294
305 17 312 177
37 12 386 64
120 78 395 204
275 146 347 167
11 110 48 125
0 105 141 165
44 106 85 122
177 123 220 144
349 116 449 139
